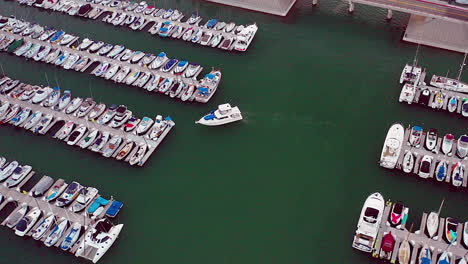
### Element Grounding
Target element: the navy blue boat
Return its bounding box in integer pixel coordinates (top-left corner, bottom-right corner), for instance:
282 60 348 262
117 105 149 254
106 200 123 218
162 59 178 72
205 19 218 29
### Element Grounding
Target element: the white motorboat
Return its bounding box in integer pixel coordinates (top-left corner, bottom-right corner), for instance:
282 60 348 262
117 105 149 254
139 53 156 67
170 9 182 21
63 54 80 70
158 78 174 93
438 251 450 264
74 218 124 263
133 72 151 88
146 115 167 140
210 33 223 48
194 70 222 103
182 27 194 41
119 49 134 61
463 222 468 248
425 128 437 151
101 136 122 157
379 124 405 169
67 126 87 145
5 205 28 228
15 207 41 236
452 162 464 187
32 214 55 240
122 116 140 132
4 165 32 188
59 34 76 46
97 44 113 56
0 157 6 169
33 46 51 61
200 31 213 46
60 222 81 251
107 45 125 58
431 91 444 109
196 103 242 126
65 97 83 114
150 52 167 69
11 108 31 127
398 83 416 104
97 104 118 125
31 87 53 104
24 44 41 58
78 129 99 149
74 98 96 118
0 160 19 181
457 135 468 158
409 126 423 147
104 64 119 80
88 41 105 53
87 103 106 121
94 62 110 77
135 116 153 135
184 63 201 78
19 85 38 101
402 151 414 173
186 12 200 24
352 192 385 252
70 187 98 212
42 87 61 107
435 161 447 182
29 176 54 198
148 21 162 35
43 49 61 64
173 61 189 75
426 211 438 239
112 13 126 26
44 219 68 247
91 132 110 152
54 90 72 111
31 114 53 134
0 104 20 124
462 99 468 117
234 24 258 52
115 141 135 160
129 143 148 165
73 57 89 72
418 155 432 179
110 106 131 128
55 121 75 140
125 71 140 85
442 134 454 155
55 181 82 207
113 67 130 83
78 38 93 50
191 29 202 43
400 63 423 84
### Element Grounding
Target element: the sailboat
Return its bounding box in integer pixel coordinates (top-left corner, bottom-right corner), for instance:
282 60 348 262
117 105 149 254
430 53 467 94
427 200 444 239
418 245 431 264
400 46 423 84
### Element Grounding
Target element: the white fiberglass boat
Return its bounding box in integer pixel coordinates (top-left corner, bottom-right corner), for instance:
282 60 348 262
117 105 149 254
409 126 423 147
452 162 464 187
399 83 416 104
400 64 423 84
32 214 55 240
44 219 68 247
457 135 468 158
352 192 385 252
15 207 41 236
196 104 242 126
430 75 468 94
70 187 98 212
60 222 82 251
425 128 437 151
426 211 438 239
402 151 414 173
442 134 454 155
379 124 404 169
418 155 432 179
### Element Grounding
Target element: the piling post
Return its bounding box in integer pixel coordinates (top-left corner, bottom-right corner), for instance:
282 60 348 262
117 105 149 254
386 9 393 20
348 1 355 13
312 0 318 6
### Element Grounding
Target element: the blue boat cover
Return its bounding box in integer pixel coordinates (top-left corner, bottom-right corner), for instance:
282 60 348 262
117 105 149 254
413 126 422 131
421 257 431 264
165 116 172 121
160 28 168 32
163 21 171 25
438 257 450 264
198 87 208 92
203 114 216 120
87 197 109 214
105 200 123 217
53 87 59 90
158 52 166 57
205 74 214 79
178 61 187 66
207 19 217 28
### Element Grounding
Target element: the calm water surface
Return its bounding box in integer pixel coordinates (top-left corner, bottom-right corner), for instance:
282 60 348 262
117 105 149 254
0 0 466 263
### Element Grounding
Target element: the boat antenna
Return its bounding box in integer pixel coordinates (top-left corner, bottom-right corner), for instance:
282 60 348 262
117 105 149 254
44 72 50 87
437 198 445 215
456 52 467 81
413 44 420 67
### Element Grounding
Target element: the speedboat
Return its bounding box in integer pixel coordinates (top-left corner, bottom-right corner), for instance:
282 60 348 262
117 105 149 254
186 12 200 24
29 176 54 197
182 28 194 41
438 251 450 264
97 44 113 56
398 239 410 264
78 38 93 50
91 132 110 152
113 67 130 83
409 126 423 147
418 245 431 264
435 161 447 182
234 24 258 52
184 63 201 78
44 219 69 247
59 34 76 46
63 54 80 70
31 114 53 134
200 31 213 46
4 165 32 188
457 135 468 158
195 104 243 126
74 98 96 118
170 9 182 21
65 97 83 114
31 87 53 104
110 106 131 128
94 62 110 77
33 46 51 61
31 214 55 240
380 232 395 260
191 29 202 43
150 52 168 69
402 151 414 173
67 126 87 145
215 21 227 31
463 99 468 117
5 205 28 228
146 115 168 140
445 217 458 243
78 129 99 149
452 162 464 187
42 87 61 107
447 97 458 113
55 181 81 207
15 207 41 237
399 83 416 104
352 192 385 252
418 155 432 179
116 141 134 160
97 104 118 124
389 202 407 227
427 211 439 239
11 108 31 127
60 222 81 251
180 85 195 101
104 64 119 80
173 60 188 75
119 49 134 62
135 116 153 135
125 71 140 85
431 91 444 109
73 57 90 71
55 121 75 140
123 116 140 132
129 143 148 165
133 72 151 88
54 51 70 66
88 41 105 53
102 136 122 157
71 187 98 212
87 103 106 120
425 128 437 151
171 25 184 38
53 90 72 111
159 22 174 37
0 160 19 181
442 134 454 155
74 218 124 263
139 53 156 67
158 78 174 93
107 45 125 58
210 33 223 48
162 9 174 19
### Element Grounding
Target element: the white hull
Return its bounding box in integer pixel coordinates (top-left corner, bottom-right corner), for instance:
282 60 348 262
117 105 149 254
380 124 404 169
352 192 385 252
426 212 438 239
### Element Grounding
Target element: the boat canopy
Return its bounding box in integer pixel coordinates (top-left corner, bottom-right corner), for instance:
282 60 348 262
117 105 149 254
178 61 187 66
413 126 422 131
206 19 218 28
160 28 168 32
205 74 214 79
163 21 171 25
203 114 216 120
197 87 209 95
157 52 166 57
87 197 109 214
106 200 123 218
460 135 468 142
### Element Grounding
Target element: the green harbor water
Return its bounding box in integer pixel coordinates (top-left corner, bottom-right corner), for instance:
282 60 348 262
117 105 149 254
0 0 467 263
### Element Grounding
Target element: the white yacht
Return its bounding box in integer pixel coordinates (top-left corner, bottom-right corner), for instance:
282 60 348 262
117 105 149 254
75 218 124 263
234 24 258 52
195 104 242 126
379 124 404 169
352 192 385 252
398 83 416 104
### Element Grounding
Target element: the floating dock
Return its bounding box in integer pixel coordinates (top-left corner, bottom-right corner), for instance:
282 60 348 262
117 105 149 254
0 157 123 263
0 75 176 167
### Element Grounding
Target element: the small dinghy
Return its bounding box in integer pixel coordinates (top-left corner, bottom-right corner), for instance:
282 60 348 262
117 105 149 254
441 134 454 155
425 128 437 151
409 126 423 147
435 161 447 182
451 162 464 187
447 96 457 113
426 212 439 239
196 104 243 126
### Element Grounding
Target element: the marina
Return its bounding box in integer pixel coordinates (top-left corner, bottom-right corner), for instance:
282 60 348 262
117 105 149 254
0 15 222 103
353 193 468 264
0 75 175 166
0 155 124 263
12 0 258 52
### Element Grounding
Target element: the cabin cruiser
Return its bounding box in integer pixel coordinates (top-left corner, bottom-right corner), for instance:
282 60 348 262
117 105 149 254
430 75 468 94
91 132 110 152
442 134 454 155
4 165 32 187
6 205 28 228
31 214 55 240
42 87 60 107
87 103 106 120
425 128 437 151
102 136 122 157
53 90 72 111
123 116 140 132
55 181 81 207
352 192 385 252
109 106 131 128
44 219 69 247
409 126 422 147
31 87 53 104
379 124 404 169
234 24 258 52
78 129 99 149
22 111 43 130
435 161 447 182
74 98 96 118
402 151 414 173
150 52 168 69
60 222 81 251
0 160 19 181
97 104 118 124
15 207 41 237
129 17 145 30
75 218 124 263
398 83 416 104
129 143 148 165
195 103 242 126
44 179 68 202
116 141 134 160
71 187 98 212
112 13 127 26
29 176 54 197
418 155 432 179
65 97 83 114
457 135 468 158
67 126 87 145
447 96 457 113
452 162 464 187
59 34 76 46
194 70 222 103
135 116 153 135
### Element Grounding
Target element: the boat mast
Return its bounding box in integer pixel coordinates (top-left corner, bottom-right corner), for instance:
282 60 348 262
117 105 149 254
437 198 445 215
412 44 420 67
456 52 467 81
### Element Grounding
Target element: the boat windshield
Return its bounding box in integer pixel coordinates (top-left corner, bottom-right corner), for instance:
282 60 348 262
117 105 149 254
393 203 403 214
363 207 379 223
420 161 430 173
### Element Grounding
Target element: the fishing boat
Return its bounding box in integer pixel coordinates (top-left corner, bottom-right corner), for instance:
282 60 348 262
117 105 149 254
463 99 468 117
435 161 447 182
91 132 110 152
457 135 468 158
44 219 68 247
409 126 423 147
380 232 395 259
53 90 72 111
447 96 458 113
425 128 437 151
452 162 464 187
129 143 148 165
87 103 106 120
438 251 450 264
15 207 41 237
427 211 439 239
123 116 140 132
442 134 454 155
234 24 258 52
71 187 98 212
78 129 99 149
445 217 459 243
65 97 83 114
352 192 385 252
42 87 60 107
115 141 134 160
0 160 19 181
389 202 407 227
195 103 242 126
31 214 55 240
173 61 188 75
74 218 124 263
398 240 411 264
67 126 87 145
150 52 168 69
29 176 54 197
5 205 27 228
55 181 82 207
418 155 432 179
60 222 81 251
418 245 431 264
